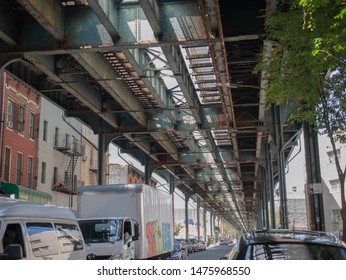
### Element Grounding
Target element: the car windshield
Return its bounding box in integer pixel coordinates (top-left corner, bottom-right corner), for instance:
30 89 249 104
242 243 346 260
79 219 123 243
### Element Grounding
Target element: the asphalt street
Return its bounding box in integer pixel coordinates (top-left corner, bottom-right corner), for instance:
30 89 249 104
187 244 233 260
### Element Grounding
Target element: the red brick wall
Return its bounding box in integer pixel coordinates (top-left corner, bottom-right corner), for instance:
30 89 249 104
1 73 40 188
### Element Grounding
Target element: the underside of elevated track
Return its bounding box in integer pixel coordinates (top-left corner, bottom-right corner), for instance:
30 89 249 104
0 0 305 231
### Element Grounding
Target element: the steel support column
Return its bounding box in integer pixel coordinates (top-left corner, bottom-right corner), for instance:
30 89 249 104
197 196 201 239
303 122 325 231
203 206 207 241
261 166 270 229
210 210 213 242
265 142 276 228
274 105 288 229
184 192 191 239
97 119 110 185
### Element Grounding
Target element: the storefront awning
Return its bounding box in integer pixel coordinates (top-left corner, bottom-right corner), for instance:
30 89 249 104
0 182 52 204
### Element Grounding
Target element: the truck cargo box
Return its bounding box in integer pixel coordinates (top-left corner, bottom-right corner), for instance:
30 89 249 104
77 184 173 259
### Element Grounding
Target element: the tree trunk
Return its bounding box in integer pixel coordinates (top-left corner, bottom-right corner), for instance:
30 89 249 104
341 207 346 242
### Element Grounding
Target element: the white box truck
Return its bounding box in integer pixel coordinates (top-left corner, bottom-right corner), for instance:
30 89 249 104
77 183 174 260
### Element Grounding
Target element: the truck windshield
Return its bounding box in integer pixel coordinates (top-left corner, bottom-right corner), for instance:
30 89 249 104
79 219 123 243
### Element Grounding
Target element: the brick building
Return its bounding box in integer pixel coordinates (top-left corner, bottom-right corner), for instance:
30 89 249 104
0 72 40 188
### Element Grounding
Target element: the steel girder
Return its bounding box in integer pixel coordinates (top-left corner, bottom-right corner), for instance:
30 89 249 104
0 0 298 231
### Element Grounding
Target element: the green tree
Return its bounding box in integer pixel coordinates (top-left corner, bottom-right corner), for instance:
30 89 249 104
257 0 346 240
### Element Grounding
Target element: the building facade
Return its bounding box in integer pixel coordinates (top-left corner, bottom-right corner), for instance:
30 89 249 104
37 97 84 209
80 124 99 186
0 72 112 208
318 133 345 234
285 132 344 235
0 72 40 189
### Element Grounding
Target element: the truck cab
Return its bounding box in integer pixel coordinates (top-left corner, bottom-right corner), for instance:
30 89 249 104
78 217 139 260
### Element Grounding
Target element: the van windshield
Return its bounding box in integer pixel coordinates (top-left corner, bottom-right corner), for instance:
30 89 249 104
79 219 123 243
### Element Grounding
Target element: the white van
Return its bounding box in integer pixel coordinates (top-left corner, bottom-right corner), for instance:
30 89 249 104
0 197 86 260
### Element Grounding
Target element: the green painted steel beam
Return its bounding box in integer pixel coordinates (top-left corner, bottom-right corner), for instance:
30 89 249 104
123 133 159 162
212 41 234 124
159 0 206 43
147 111 178 160
88 0 120 40
161 45 202 124
65 8 114 48
138 0 161 36
151 132 178 161
71 52 146 126
24 54 119 128
123 48 176 124
0 1 18 45
17 0 64 41
0 1 209 54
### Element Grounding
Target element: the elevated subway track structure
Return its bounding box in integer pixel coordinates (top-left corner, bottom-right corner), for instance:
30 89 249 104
0 0 301 231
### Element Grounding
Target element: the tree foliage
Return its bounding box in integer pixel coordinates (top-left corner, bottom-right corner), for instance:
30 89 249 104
257 0 346 238
258 0 346 132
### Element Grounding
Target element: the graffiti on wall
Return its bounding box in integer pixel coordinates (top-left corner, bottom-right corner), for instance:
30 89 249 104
145 221 172 257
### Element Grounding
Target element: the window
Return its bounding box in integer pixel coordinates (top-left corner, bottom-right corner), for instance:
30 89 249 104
26 222 59 257
331 210 341 223
54 127 59 146
292 186 297 192
7 100 14 128
55 223 84 253
27 157 34 188
90 147 94 165
53 166 58 185
2 223 26 257
327 149 341 164
18 106 25 134
330 179 340 192
41 162 46 184
16 153 23 185
78 219 123 244
29 113 35 139
4 147 11 182
43 120 48 141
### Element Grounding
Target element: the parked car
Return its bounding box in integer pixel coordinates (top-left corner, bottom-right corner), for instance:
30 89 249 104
167 241 188 260
223 229 346 260
199 240 207 251
219 239 229 245
189 238 199 252
184 238 193 253
174 239 189 255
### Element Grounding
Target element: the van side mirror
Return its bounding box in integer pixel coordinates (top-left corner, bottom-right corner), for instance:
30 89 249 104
8 244 23 259
0 244 23 260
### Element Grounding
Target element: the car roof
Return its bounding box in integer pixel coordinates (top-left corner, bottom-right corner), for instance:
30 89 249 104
241 229 344 247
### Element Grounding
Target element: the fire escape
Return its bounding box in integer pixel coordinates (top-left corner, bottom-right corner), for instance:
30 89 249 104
53 134 85 196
